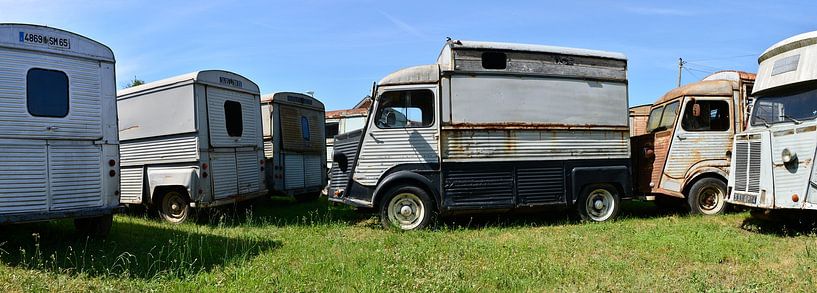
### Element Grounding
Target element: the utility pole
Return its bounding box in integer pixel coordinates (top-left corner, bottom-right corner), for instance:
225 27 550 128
677 58 686 87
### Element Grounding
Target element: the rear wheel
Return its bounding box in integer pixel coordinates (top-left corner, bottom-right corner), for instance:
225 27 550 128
379 185 436 230
157 189 191 224
577 184 621 222
687 178 727 215
74 214 113 238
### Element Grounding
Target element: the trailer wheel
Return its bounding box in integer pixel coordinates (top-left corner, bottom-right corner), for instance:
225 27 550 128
74 214 113 238
687 178 727 215
379 185 436 230
577 184 620 222
158 189 191 224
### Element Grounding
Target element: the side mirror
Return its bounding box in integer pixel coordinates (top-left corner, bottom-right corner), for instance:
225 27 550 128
692 103 702 117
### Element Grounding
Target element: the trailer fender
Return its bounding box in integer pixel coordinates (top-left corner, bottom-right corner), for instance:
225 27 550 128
570 166 630 205
146 166 198 204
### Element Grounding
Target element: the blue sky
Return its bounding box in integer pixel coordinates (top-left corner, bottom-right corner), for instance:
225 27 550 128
2 0 815 109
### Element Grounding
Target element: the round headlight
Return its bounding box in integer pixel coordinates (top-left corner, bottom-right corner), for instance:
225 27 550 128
782 148 797 164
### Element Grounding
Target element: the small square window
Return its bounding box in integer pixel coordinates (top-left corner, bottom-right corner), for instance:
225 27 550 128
482 52 507 69
224 100 243 137
27 68 69 117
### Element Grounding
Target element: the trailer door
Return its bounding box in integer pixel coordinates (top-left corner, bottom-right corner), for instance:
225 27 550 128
206 87 262 198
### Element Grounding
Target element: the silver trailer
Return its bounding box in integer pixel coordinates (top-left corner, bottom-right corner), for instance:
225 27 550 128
260 92 326 201
118 70 267 223
0 24 120 236
329 40 631 230
727 31 817 216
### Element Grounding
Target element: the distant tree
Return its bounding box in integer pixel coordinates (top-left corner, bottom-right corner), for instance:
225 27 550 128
122 77 145 88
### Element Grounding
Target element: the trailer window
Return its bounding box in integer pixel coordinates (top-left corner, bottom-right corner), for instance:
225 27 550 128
301 116 311 141
27 68 69 118
224 100 243 137
681 100 730 131
375 90 434 129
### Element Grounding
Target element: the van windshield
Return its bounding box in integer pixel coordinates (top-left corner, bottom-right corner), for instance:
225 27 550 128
752 87 817 126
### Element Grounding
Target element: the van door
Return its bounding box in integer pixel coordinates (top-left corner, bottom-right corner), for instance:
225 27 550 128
643 101 680 193
663 98 732 191
0 61 105 213
353 88 438 187
206 87 262 199
278 104 324 191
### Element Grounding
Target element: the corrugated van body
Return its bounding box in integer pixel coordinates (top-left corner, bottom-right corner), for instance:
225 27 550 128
0 24 119 222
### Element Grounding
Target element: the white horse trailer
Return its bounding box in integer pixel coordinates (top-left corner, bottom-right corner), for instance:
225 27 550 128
117 70 267 223
727 31 817 218
0 24 120 236
261 92 326 201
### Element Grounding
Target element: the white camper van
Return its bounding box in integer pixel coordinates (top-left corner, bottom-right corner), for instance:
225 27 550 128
727 31 817 216
329 40 631 230
0 24 120 235
117 70 267 223
260 92 326 201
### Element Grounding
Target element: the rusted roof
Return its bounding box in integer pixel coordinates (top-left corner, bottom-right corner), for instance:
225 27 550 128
325 107 368 119
655 80 737 105
702 70 756 82
378 64 440 86
448 40 627 60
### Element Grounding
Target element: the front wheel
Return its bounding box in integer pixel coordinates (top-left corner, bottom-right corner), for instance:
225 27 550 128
157 190 191 224
379 186 436 230
686 178 727 215
577 184 621 222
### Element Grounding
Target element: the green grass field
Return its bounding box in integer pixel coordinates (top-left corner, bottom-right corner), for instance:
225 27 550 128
1 198 816 292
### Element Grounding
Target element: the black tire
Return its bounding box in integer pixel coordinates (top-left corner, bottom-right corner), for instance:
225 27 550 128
576 184 621 222
157 189 191 224
294 192 321 202
74 214 113 238
686 178 727 215
379 185 436 230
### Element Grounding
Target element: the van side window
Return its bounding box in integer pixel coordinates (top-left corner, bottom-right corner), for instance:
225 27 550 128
682 100 730 131
301 116 311 141
646 106 663 132
375 90 434 129
224 100 243 137
27 68 69 117
658 101 680 131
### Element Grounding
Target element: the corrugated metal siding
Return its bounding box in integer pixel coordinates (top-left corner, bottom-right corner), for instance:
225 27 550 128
771 131 816 208
442 129 628 161
0 48 103 140
210 151 237 199
206 87 259 148
664 132 733 178
329 131 361 192
0 140 48 213
263 139 274 158
120 167 144 204
236 151 262 194
444 167 514 207
517 166 565 204
120 134 198 167
48 144 103 210
304 155 323 188
651 131 672 189
284 153 305 189
278 104 323 153
354 128 438 186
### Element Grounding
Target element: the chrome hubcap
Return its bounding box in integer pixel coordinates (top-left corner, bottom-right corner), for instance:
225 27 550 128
586 188 615 221
698 186 724 214
387 193 425 230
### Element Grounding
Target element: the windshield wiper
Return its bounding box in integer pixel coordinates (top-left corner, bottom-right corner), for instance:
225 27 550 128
782 114 803 125
754 115 771 128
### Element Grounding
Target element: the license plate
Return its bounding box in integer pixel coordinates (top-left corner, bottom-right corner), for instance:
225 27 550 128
732 193 758 205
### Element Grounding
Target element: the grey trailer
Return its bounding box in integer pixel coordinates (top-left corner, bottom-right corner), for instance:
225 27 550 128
0 23 120 236
329 40 631 230
118 70 267 223
260 92 326 201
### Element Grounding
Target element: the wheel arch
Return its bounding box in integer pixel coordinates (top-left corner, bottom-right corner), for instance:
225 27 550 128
570 166 630 205
682 168 728 196
372 170 440 210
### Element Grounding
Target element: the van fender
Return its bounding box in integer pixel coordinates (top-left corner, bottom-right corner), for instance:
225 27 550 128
146 166 199 204
570 166 630 205
372 170 440 209
684 164 728 190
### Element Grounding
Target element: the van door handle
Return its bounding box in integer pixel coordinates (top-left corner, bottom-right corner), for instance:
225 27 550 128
46 126 59 131
433 133 440 139
676 135 687 141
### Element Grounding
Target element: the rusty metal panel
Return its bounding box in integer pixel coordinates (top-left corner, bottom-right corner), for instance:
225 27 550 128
443 129 629 161
278 104 323 153
448 75 628 127
650 130 672 192
452 49 627 81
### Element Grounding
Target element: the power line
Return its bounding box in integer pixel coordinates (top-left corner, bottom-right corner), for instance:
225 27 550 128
684 67 702 81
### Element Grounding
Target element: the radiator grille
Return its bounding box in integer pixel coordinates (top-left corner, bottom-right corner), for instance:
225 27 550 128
734 140 761 193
